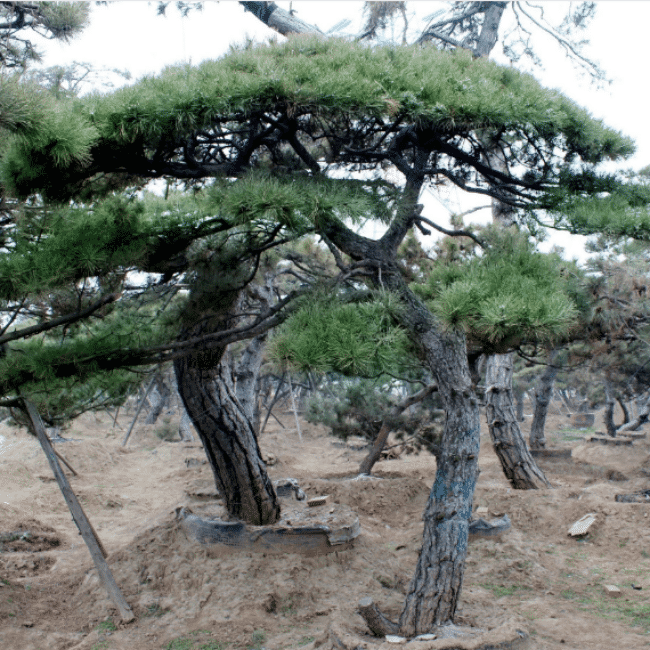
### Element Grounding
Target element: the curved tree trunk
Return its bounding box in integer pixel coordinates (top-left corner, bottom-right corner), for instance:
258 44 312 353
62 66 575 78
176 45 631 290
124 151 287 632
529 350 559 449
173 268 280 526
175 351 280 525
618 397 631 425
617 392 650 433
603 380 617 437
485 353 550 488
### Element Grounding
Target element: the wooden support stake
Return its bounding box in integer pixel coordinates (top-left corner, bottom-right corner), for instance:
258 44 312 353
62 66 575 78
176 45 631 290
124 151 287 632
107 405 123 430
121 376 156 447
289 378 303 442
52 447 78 477
22 399 134 623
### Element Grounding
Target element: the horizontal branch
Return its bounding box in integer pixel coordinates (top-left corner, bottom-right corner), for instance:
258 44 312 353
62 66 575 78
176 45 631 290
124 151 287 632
416 216 487 249
0 293 120 346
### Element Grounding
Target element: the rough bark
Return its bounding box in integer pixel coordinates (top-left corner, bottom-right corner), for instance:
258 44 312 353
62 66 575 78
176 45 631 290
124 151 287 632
315 178 481 631
358 597 400 637
175 330 280 525
474 2 508 58
485 353 550 488
173 266 280 526
239 1 322 37
398 325 480 635
529 350 560 449
603 380 617 437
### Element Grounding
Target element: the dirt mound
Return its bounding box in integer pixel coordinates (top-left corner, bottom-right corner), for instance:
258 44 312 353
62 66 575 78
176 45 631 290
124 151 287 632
0 518 63 553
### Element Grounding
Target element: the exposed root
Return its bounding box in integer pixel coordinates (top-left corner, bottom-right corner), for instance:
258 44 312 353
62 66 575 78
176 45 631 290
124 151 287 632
357 597 399 637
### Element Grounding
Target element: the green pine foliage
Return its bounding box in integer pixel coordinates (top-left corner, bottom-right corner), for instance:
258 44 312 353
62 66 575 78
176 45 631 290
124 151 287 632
207 173 397 231
269 292 415 377
1 35 633 199
0 299 175 405
305 376 443 453
415 230 579 350
533 169 650 241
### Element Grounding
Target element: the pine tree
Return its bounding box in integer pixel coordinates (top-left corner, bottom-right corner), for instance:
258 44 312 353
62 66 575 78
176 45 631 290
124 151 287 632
1 34 647 635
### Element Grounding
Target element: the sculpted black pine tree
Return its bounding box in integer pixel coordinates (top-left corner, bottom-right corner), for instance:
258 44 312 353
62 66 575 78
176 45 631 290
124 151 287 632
1 30 645 636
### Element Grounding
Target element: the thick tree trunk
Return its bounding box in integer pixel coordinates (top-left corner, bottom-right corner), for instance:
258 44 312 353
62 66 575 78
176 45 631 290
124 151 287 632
398 328 480 635
603 381 617 437
485 353 550 488
474 2 508 57
173 267 280 526
233 334 267 436
175 346 280 525
529 350 559 449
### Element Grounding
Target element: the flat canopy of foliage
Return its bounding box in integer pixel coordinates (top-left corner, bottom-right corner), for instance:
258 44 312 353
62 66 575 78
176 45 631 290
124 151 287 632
1 35 635 202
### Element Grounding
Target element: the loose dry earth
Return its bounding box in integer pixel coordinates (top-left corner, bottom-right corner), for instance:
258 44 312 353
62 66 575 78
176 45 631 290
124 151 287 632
1 403 649 650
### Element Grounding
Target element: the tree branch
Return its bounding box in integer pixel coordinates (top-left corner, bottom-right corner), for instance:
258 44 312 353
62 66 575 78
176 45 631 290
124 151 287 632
416 216 487 249
239 1 322 36
0 293 120 346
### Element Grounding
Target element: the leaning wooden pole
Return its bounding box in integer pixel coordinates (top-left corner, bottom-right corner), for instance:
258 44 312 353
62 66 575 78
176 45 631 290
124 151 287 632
289 377 303 442
121 376 156 447
21 399 135 623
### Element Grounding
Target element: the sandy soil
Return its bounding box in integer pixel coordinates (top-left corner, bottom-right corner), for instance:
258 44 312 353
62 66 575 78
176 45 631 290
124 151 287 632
1 402 649 650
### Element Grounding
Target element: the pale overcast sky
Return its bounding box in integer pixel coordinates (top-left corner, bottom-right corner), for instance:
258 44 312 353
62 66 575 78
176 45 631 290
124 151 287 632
35 1 650 258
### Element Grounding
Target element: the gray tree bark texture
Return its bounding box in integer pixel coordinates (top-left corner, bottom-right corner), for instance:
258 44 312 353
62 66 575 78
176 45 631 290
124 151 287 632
239 1 322 36
174 335 280 525
485 354 551 488
617 393 650 433
529 350 560 449
144 372 171 425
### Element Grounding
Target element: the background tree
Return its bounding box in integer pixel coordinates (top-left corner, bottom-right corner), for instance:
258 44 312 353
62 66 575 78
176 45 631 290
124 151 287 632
0 1 89 70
